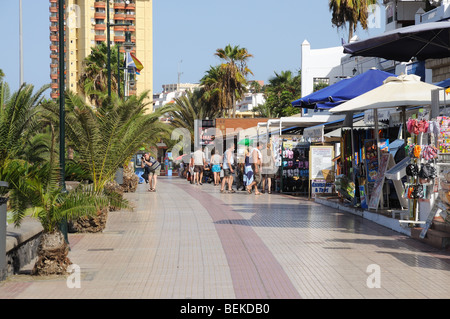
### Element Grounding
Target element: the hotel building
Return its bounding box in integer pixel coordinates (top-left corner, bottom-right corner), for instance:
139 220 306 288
49 0 153 109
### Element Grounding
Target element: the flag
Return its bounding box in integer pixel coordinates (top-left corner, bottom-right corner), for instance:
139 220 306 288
125 52 144 75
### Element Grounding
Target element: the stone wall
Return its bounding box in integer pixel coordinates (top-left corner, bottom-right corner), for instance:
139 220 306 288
3 218 43 279
425 58 450 83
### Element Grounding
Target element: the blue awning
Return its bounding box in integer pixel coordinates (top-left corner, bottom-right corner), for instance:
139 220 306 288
435 78 450 88
292 69 395 109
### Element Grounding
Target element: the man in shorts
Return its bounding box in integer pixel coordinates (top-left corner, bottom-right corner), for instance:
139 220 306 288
193 147 206 185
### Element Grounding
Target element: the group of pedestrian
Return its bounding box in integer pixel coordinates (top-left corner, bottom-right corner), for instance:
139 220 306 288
183 142 276 195
243 142 275 195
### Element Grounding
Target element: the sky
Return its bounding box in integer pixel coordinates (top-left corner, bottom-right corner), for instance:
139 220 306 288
0 0 386 97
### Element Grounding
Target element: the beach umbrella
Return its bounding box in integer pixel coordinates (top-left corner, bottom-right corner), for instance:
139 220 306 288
238 138 254 146
292 69 394 109
329 74 441 113
343 21 450 62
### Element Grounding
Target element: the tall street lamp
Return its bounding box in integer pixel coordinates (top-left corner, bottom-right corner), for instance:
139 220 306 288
58 0 66 192
107 1 132 98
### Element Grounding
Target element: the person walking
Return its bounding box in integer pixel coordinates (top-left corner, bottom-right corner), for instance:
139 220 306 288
236 155 245 191
193 146 206 185
221 143 235 193
261 143 276 194
243 148 254 192
210 149 222 186
246 142 263 195
141 153 161 192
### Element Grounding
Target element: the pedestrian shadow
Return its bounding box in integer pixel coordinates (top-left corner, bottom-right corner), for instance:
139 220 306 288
214 203 366 230
327 238 450 270
376 251 450 271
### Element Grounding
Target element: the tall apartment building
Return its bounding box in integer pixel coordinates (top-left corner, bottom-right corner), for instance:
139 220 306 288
49 0 153 110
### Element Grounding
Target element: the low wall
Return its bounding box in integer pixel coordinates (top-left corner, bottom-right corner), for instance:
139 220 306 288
4 218 43 279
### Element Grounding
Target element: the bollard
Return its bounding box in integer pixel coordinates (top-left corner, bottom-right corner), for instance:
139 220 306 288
0 181 8 281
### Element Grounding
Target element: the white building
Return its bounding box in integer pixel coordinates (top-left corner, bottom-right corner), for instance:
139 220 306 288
301 0 435 116
235 92 266 112
153 83 200 110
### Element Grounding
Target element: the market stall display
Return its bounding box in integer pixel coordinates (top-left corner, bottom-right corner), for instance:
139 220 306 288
280 137 310 194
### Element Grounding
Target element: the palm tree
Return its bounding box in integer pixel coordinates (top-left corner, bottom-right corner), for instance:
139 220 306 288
78 43 124 106
263 70 301 117
7 126 110 275
0 82 49 170
44 90 169 194
162 89 222 146
200 65 227 116
329 0 378 43
214 44 253 118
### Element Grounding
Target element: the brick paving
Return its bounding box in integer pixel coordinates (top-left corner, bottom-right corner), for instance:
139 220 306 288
1 176 450 299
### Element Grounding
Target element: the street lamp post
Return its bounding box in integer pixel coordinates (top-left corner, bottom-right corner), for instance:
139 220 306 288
107 1 132 98
58 0 66 192
107 0 111 98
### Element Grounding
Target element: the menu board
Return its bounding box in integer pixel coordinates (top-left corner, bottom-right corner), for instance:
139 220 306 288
309 146 334 180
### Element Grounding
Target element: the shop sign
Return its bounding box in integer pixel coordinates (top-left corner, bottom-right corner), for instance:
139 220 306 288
311 180 333 197
303 125 324 143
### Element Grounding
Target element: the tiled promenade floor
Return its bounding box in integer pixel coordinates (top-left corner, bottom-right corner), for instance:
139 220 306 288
2 176 450 299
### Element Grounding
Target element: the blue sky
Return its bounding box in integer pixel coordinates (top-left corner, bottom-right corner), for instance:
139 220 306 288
0 0 386 97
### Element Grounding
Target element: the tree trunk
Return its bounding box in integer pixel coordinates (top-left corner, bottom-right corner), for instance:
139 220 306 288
348 21 354 43
68 206 109 233
232 95 236 118
32 231 71 276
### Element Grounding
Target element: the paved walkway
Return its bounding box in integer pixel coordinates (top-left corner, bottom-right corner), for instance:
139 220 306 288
1 176 450 299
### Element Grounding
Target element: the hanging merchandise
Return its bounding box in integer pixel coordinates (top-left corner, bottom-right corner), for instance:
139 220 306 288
280 137 309 194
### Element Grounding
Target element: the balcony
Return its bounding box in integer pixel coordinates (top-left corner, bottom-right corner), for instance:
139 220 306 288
114 13 125 20
49 6 58 13
50 35 58 42
94 12 106 19
50 25 58 32
95 34 107 42
114 2 125 9
50 83 59 89
94 1 106 8
50 92 59 99
114 36 125 42
114 25 125 32
50 74 58 80
95 24 107 31
125 14 135 21
50 16 58 23
50 45 58 51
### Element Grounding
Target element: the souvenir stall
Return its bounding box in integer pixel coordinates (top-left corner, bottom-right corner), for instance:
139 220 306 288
400 114 449 227
279 135 310 195
334 116 400 208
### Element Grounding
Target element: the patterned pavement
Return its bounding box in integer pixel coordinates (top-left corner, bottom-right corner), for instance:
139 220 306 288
1 176 450 299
